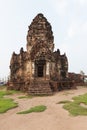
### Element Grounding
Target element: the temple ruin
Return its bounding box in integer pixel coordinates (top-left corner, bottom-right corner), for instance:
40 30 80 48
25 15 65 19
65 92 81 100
8 13 74 95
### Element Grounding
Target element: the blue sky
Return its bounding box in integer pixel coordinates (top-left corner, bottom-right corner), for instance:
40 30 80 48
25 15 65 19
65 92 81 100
0 0 87 79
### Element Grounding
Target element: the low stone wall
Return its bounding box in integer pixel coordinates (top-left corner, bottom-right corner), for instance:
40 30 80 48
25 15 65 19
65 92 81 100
50 80 76 91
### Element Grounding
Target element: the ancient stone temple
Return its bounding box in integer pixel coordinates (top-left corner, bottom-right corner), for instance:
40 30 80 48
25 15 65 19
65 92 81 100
9 13 70 95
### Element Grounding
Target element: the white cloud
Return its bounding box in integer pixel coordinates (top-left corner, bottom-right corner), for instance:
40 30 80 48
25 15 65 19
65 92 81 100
67 23 78 38
50 0 69 16
58 38 87 73
73 0 87 6
59 17 87 73
82 22 87 32
79 0 87 5
66 20 87 40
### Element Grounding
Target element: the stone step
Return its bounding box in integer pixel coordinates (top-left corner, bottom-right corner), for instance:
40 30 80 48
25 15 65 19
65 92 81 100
28 80 52 95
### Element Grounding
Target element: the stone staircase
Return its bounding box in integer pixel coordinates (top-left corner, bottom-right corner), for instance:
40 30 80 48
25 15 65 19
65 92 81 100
28 79 52 95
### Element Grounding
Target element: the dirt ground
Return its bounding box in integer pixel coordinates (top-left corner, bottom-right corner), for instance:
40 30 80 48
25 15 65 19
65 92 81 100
0 86 87 130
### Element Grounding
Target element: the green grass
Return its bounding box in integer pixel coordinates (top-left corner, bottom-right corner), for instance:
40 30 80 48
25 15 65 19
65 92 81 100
17 105 47 114
0 89 18 113
58 100 71 104
0 85 6 90
0 90 21 98
18 94 51 99
0 91 8 98
18 95 33 99
63 92 74 96
59 93 87 116
0 98 18 113
6 90 22 95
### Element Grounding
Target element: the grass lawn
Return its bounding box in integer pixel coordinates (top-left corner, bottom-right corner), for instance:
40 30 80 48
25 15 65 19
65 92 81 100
0 86 46 114
18 95 33 99
0 90 20 98
0 98 18 113
17 105 47 114
58 93 87 116
0 86 18 113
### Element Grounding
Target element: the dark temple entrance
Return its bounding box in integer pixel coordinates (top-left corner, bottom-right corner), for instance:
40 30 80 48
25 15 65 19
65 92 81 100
38 65 44 77
35 59 46 78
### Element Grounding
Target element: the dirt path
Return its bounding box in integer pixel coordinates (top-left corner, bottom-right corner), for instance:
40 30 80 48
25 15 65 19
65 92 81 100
0 86 87 130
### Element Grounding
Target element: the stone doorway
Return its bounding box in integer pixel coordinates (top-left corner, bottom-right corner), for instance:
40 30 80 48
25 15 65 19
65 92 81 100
35 59 46 78
38 65 44 77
